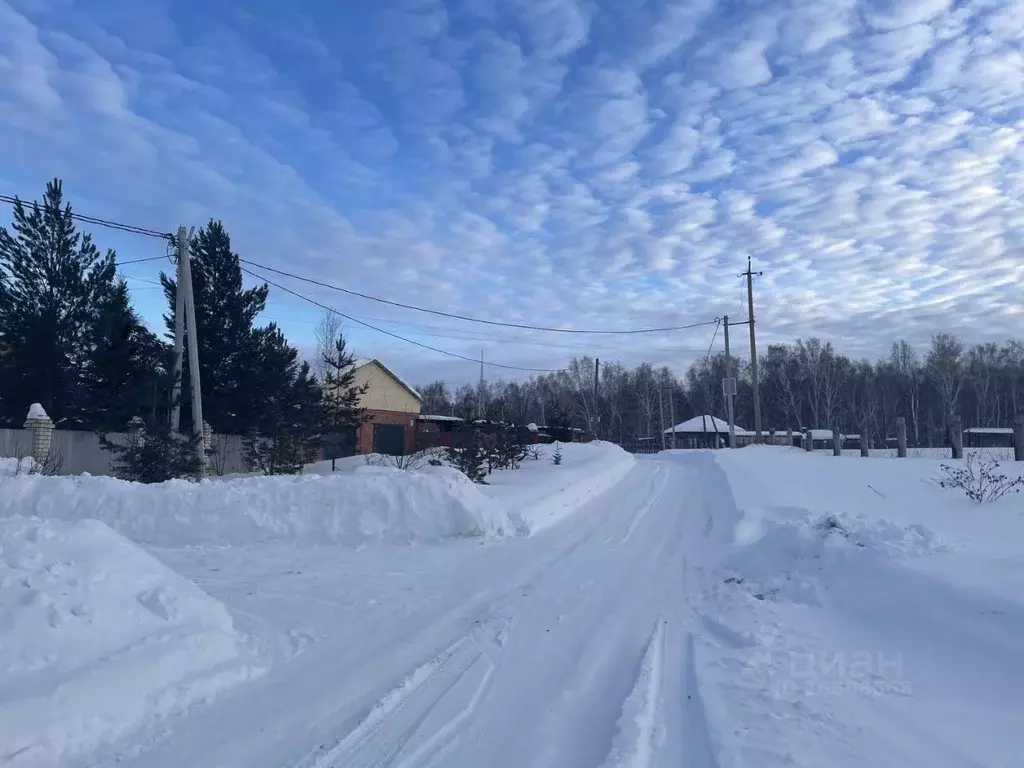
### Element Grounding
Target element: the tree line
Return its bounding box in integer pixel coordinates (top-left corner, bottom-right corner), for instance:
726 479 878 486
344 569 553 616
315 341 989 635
419 334 1024 448
5 180 1018 459
0 180 366 474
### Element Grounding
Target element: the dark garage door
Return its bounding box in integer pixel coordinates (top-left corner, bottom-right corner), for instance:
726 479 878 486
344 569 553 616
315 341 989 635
373 423 406 456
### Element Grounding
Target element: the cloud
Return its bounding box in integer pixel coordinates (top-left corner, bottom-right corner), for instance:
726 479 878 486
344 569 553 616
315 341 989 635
0 0 1022 382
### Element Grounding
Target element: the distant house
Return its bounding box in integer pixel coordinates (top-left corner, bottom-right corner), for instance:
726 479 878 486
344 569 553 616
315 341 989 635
964 427 1015 449
340 358 422 456
664 415 752 449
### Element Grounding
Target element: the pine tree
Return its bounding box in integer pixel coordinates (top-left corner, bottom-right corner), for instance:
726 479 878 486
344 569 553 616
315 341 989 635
321 332 369 438
242 326 325 474
86 280 168 430
0 180 119 427
161 220 269 434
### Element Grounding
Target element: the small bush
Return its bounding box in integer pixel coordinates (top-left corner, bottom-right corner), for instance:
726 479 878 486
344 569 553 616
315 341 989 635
445 430 489 483
937 453 1024 503
101 427 206 483
364 452 429 471
526 445 541 461
552 443 563 466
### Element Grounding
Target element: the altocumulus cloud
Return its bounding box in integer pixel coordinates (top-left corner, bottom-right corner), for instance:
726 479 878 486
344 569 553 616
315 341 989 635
0 0 1022 384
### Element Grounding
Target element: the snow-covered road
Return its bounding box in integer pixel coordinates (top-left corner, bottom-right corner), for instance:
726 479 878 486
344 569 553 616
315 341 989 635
96 454 730 768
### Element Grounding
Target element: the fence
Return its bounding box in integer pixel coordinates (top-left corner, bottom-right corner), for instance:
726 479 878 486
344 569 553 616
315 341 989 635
0 427 250 477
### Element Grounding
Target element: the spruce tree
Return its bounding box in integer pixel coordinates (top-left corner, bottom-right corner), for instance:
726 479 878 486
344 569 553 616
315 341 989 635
321 332 369 438
0 180 118 427
242 325 323 474
86 280 168 430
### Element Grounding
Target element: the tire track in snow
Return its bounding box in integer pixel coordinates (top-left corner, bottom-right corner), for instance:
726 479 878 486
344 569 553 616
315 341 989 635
599 619 666 768
681 632 721 768
297 616 509 768
621 466 668 545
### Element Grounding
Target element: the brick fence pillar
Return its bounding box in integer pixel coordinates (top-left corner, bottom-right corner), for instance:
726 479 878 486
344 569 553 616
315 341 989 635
23 403 54 465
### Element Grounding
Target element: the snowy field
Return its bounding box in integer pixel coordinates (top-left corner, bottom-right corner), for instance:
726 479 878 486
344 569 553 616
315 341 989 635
692 446 1024 767
2 442 1021 766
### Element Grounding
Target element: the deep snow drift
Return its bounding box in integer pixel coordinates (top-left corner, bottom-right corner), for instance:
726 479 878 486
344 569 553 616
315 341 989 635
0 464 520 546
690 446 1024 768
0 516 260 767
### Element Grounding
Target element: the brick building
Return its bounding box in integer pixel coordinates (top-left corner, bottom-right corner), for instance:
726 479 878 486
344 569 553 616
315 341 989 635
351 358 422 455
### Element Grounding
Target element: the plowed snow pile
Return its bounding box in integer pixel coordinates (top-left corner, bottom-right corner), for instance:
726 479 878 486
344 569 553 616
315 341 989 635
0 516 260 767
687 446 1024 768
0 465 519 546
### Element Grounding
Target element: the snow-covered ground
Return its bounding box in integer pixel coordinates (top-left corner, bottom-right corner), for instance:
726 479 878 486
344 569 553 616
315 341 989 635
0 517 260 767
691 446 1024 767
2 442 1020 766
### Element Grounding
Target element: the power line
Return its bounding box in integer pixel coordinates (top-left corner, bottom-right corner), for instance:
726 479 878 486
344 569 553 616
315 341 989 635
239 258 720 335
0 194 173 240
118 255 169 266
704 318 722 367
241 265 565 373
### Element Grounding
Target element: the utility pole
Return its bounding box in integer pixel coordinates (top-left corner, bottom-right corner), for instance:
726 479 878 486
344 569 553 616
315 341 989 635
669 385 676 449
477 350 484 421
593 358 600 439
740 257 764 443
723 315 736 449
178 226 205 474
658 387 666 450
169 228 187 432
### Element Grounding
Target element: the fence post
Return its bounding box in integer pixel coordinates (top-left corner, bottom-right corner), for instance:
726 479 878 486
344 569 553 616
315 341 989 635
896 417 907 458
832 428 842 456
804 430 813 452
202 421 213 474
951 415 963 459
1014 415 1024 462
23 403 54 466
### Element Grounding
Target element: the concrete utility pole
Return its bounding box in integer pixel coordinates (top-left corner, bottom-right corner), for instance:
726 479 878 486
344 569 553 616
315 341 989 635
669 385 676 449
179 226 205 474
169 227 187 432
740 257 764 443
658 387 666 450
594 358 600 439
477 350 484 421
723 314 736 449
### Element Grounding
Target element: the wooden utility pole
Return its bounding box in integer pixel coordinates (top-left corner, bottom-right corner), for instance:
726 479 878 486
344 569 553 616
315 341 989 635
723 314 736 449
740 257 764 443
594 358 600 439
169 227 187 432
1015 415 1024 462
179 226 205 474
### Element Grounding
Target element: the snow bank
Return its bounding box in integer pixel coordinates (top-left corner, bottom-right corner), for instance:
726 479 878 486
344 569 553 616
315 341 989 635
686 446 1024 767
0 516 260 767
0 457 36 477
0 465 517 547
480 442 636 533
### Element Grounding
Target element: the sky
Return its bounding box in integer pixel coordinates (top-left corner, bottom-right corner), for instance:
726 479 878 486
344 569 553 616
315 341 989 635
1 0 1022 389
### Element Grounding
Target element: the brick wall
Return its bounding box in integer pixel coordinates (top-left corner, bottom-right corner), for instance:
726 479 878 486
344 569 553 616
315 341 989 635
357 409 419 455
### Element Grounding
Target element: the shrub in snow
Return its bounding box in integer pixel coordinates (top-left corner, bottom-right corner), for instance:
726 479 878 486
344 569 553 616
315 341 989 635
552 443 563 465
937 453 1024 504
489 427 529 471
365 451 431 471
526 445 541 461
100 425 205 483
445 430 489 483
